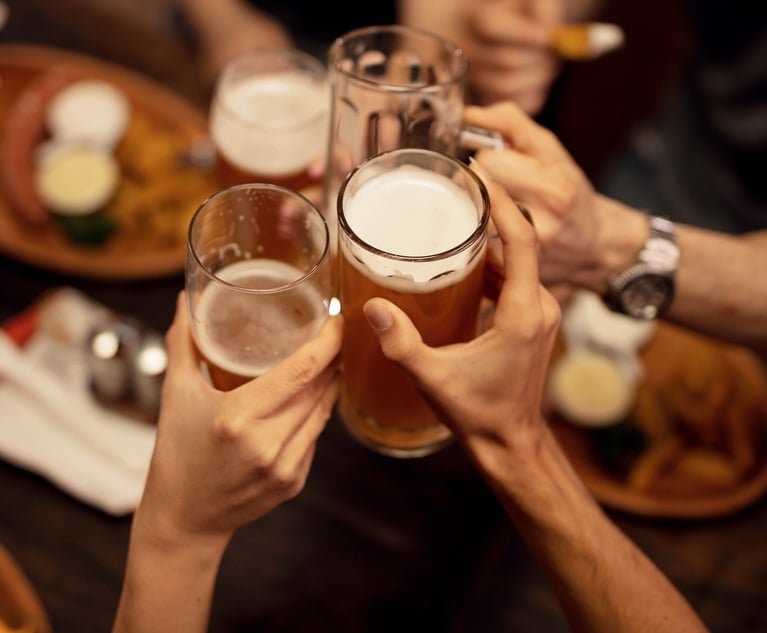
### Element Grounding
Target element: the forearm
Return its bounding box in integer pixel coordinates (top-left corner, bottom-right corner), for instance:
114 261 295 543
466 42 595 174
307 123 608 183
585 195 767 350
669 227 767 350
179 0 285 47
475 425 708 633
180 0 244 34
113 507 230 633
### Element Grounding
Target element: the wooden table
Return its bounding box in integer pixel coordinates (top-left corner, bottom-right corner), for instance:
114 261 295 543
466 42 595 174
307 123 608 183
1 2 766 632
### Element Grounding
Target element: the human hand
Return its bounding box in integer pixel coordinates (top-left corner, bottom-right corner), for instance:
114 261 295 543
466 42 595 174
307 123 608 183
459 0 565 113
135 293 342 549
362 175 560 480
195 1 292 83
463 101 609 294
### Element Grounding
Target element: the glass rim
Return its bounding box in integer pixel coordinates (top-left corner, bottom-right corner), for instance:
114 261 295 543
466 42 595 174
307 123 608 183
188 183 330 295
213 47 328 133
337 148 490 263
328 24 468 92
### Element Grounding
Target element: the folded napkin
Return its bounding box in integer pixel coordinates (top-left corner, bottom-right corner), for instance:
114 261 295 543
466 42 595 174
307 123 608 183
0 291 156 516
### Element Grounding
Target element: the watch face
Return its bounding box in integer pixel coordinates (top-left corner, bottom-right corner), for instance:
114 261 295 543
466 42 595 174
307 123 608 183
621 275 673 320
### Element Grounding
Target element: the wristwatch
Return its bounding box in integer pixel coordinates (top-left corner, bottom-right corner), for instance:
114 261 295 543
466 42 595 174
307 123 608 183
604 215 679 320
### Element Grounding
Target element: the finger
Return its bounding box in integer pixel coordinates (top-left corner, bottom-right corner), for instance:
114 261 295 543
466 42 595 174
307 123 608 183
262 355 339 436
363 298 439 378
164 291 205 381
273 375 339 476
524 0 566 23
470 146 546 205
463 102 568 159
241 314 343 407
469 161 542 309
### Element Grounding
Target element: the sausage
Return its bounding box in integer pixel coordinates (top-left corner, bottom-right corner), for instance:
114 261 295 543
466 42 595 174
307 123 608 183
0 68 74 226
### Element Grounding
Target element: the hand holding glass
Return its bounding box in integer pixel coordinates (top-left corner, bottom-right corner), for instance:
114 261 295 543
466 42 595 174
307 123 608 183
337 148 489 457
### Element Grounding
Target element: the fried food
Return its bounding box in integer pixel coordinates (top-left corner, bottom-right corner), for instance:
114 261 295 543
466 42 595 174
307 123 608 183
605 327 767 496
105 112 217 248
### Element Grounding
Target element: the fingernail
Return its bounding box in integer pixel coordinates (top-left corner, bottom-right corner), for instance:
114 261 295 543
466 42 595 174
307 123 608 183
468 156 493 181
308 161 325 179
364 301 393 333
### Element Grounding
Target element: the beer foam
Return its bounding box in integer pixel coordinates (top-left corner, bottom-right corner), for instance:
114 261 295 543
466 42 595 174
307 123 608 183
193 259 328 378
342 165 484 288
211 72 328 176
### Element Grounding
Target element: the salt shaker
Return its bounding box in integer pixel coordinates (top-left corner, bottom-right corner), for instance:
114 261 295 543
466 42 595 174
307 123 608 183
132 332 167 416
85 318 141 403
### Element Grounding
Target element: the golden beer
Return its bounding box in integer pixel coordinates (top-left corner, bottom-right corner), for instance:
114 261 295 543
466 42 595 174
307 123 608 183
186 184 333 391
210 50 328 190
190 259 329 391
337 150 489 457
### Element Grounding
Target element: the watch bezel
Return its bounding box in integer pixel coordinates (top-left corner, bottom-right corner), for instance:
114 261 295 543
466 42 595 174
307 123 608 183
610 263 675 320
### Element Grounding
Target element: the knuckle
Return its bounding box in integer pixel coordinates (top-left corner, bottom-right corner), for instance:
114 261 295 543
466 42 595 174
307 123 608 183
270 461 304 496
212 416 242 444
250 440 280 471
543 297 562 333
540 178 577 214
288 353 321 388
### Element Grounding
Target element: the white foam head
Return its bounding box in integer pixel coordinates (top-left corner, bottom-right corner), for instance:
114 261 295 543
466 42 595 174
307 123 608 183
341 164 485 290
211 72 328 176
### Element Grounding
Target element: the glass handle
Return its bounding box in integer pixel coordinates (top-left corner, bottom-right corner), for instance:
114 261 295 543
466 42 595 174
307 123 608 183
456 125 506 163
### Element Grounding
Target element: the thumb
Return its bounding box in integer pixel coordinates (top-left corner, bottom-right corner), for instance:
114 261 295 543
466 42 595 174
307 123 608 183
165 291 205 382
363 298 428 374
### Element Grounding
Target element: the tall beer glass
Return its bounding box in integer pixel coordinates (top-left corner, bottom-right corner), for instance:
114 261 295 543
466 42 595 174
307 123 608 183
337 149 489 457
187 184 332 390
210 49 329 192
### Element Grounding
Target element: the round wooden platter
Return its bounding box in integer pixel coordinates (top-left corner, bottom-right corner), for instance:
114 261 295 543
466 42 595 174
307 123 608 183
551 322 767 519
0 544 51 633
0 45 214 280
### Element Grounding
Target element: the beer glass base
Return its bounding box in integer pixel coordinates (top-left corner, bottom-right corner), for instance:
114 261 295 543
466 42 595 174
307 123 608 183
339 397 454 458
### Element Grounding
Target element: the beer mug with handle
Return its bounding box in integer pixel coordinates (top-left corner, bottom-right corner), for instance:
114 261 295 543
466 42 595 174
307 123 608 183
324 25 502 227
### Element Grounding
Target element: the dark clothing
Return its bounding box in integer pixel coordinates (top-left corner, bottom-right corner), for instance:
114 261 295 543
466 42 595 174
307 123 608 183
601 1 767 233
252 0 396 59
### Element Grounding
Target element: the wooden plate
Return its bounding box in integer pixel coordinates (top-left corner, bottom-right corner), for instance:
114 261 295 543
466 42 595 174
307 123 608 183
552 323 767 519
0 544 51 633
0 45 217 279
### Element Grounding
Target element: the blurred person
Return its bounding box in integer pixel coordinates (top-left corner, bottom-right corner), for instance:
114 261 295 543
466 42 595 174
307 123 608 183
178 0 395 80
402 0 568 113
467 101 767 351
181 0 581 110
411 0 767 233
593 0 767 234
112 180 709 633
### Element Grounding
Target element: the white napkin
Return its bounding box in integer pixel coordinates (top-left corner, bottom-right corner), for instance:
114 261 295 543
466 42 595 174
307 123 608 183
0 302 156 516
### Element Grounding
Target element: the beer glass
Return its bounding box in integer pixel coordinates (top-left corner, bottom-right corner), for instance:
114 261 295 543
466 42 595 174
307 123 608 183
186 184 333 390
324 25 502 224
210 49 329 192
337 148 489 457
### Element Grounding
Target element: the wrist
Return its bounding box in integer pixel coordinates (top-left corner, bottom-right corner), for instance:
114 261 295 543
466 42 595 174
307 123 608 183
578 195 650 295
474 423 599 522
132 498 232 562
462 415 549 491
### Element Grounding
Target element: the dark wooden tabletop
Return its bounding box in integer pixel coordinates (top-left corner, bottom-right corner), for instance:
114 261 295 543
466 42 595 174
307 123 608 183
1 2 766 632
